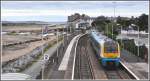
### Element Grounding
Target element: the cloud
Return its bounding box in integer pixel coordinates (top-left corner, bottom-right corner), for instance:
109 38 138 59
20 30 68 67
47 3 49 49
2 8 146 18
2 1 148 10
1 9 101 17
1 1 149 21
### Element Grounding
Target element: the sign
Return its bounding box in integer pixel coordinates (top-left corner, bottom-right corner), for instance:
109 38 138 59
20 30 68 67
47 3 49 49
44 54 49 61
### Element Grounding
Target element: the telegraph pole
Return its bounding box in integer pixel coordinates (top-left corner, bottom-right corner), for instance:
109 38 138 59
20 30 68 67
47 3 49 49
138 26 140 61
63 25 65 47
112 1 116 39
67 22 69 44
57 28 59 64
41 25 44 80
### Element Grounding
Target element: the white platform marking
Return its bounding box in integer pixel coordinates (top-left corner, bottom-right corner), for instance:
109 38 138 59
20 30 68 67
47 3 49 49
58 35 80 70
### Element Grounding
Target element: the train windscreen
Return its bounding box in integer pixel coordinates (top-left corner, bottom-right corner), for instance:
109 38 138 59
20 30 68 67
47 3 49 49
104 41 118 53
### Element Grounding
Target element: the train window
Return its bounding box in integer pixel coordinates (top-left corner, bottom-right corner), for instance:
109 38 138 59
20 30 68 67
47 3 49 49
104 42 118 53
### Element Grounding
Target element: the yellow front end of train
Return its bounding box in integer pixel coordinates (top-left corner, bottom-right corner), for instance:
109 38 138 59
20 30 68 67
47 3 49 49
90 30 120 67
100 41 120 67
103 42 120 58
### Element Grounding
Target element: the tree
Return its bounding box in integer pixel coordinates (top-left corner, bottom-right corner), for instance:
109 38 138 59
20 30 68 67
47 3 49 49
116 16 123 25
137 14 148 32
91 16 109 32
124 20 131 27
130 16 136 24
116 16 131 30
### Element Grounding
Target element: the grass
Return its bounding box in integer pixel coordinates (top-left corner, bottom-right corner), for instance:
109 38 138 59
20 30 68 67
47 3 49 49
7 31 17 35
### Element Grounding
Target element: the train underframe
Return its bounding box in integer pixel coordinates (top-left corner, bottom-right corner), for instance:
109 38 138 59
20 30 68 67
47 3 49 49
100 58 120 67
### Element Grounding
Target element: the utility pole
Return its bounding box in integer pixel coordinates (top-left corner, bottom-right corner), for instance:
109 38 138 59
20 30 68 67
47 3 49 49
63 25 65 47
70 24 71 33
107 24 108 36
67 23 68 44
57 28 59 64
121 25 123 49
138 26 140 61
41 25 44 80
42 26 44 56
112 1 116 39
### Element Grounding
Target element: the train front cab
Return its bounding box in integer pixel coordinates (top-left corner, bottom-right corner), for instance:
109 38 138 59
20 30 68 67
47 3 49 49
101 42 120 67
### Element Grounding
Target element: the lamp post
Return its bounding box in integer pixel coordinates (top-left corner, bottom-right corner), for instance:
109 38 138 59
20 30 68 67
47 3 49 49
138 26 140 59
112 1 116 39
121 25 123 48
67 23 69 44
41 25 44 80
57 28 59 64
104 22 108 37
63 25 65 47
42 26 44 56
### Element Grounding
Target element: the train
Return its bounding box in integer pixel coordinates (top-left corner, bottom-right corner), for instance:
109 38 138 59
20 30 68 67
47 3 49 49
90 30 120 67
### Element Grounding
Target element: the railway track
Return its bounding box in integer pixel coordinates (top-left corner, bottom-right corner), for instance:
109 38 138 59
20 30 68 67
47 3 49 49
73 34 137 80
103 65 133 79
74 34 94 79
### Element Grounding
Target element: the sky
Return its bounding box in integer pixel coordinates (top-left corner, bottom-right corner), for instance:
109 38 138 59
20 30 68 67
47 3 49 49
1 1 149 22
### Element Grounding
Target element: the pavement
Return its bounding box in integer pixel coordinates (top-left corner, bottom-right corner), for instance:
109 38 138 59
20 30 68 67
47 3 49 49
121 49 148 79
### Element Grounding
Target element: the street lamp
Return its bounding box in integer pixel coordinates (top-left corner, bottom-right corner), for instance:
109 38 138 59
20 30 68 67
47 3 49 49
121 25 123 48
57 28 59 63
41 25 44 80
138 26 140 58
63 25 65 47
41 26 43 55
112 1 116 39
104 22 108 37
67 23 69 44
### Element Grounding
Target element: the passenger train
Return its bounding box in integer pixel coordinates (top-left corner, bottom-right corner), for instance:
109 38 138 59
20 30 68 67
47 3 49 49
90 30 120 67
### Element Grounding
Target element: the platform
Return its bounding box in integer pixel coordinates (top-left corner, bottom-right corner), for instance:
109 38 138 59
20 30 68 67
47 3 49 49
58 35 81 71
121 49 148 79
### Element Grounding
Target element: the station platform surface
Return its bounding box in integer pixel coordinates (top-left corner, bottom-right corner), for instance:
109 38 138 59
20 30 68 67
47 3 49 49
121 49 148 79
122 62 148 79
58 34 81 71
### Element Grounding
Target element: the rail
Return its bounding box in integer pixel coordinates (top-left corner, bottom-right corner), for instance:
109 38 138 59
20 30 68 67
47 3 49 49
73 33 95 79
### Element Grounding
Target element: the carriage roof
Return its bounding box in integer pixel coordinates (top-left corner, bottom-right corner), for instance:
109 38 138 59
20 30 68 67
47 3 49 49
90 30 115 44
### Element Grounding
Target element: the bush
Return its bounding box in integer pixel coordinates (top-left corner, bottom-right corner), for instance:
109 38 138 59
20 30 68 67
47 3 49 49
117 39 148 60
